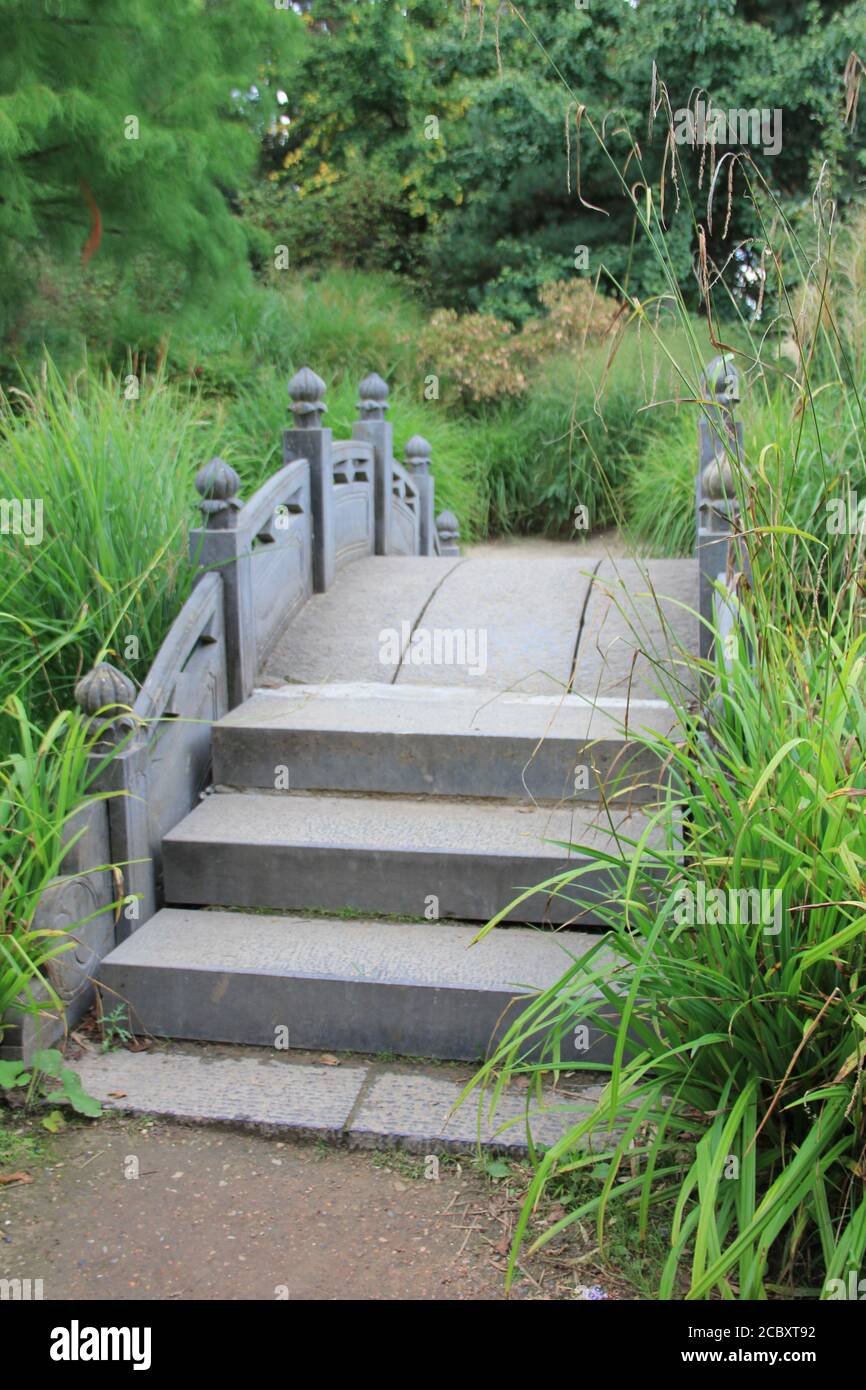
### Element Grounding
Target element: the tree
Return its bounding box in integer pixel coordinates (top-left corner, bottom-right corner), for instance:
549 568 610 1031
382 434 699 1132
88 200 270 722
269 0 865 316
0 0 305 337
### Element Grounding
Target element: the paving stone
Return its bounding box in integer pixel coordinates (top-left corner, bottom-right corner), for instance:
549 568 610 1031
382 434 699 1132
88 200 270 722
348 1070 603 1154
162 791 658 925
576 558 699 700
395 555 598 694
262 555 462 684
74 1049 368 1138
97 909 616 1062
71 1047 604 1155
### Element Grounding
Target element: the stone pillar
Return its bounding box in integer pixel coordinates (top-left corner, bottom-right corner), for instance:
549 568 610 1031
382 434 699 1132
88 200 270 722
74 662 154 943
284 367 334 593
435 510 461 557
696 354 747 665
352 372 393 556
404 434 435 556
189 457 253 708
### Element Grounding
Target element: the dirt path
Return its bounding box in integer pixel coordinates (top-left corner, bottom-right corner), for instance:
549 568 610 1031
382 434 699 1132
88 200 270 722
0 1115 603 1301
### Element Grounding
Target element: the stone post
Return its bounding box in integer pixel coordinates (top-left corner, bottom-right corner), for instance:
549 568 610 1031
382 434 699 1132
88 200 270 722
74 662 154 943
435 510 461 557
404 434 435 556
696 354 745 664
189 457 253 709
284 367 334 593
352 372 394 556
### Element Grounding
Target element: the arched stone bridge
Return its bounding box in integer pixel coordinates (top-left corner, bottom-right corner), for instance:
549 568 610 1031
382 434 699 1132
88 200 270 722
5 359 743 1072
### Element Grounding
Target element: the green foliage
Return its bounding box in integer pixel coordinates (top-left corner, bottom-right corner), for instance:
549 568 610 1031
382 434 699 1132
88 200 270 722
0 360 221 719
0 0 305 338
273 0 866 314
99 1005 133 1053
0 698 118 1044
0 1049 101 1118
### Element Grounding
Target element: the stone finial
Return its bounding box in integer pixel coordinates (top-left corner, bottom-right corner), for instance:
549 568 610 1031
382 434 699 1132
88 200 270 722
288 366 327 428
195 457 241 529
699 352 746 508
435 509 461 556
701 454 737 501
74 662 137 744
705 353 740 407
404 434 431 474
356 372 389 421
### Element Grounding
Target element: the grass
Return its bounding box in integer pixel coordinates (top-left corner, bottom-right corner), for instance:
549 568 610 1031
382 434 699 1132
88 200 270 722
0 1110 46 1172
0 699 119 1048
0 360 219 723
455 56 866 1300
470 573 866 1297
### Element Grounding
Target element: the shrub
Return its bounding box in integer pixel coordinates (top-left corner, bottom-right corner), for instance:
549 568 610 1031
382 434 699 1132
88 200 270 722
416 279 621 409
417 307 527 406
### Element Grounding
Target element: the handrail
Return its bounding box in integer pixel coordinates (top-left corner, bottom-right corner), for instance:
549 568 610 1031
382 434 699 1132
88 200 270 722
133 572 222 726
236 456 309 540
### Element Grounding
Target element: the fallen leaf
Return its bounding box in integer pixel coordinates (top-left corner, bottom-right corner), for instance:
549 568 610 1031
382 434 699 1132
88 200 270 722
0 1172 33 1186
108 1091 127 1099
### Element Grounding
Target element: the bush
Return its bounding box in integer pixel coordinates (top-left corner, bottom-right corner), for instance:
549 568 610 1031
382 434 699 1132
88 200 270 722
416 278 621 409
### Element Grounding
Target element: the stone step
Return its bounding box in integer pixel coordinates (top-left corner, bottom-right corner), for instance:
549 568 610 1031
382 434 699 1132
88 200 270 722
213 681 675 802
73 1045 606 1154
163 791 655 925
97 909 614 1063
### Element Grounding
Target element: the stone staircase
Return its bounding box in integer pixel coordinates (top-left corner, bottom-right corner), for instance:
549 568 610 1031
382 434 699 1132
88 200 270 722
98 705 676 1063
96 553 696 1066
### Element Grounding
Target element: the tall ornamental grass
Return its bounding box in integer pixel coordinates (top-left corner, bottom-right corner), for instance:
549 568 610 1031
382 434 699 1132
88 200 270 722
463 50 866 1299
0 699 119 1044
0 361 219 726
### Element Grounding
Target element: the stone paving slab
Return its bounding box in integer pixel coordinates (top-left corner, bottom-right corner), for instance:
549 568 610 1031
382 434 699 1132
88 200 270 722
165 789 648 858
348 1070 601 1154
72 1047 602 1155
104 909 598 991
74 1050 367 1139
575 559 699 700
260 554 695 701
263 555 463 685
97 909 616 1062
395 555 598 694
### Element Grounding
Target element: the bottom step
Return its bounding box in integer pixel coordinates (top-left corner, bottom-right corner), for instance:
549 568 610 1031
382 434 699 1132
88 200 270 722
98 909 613 1063
73 1047 605 1155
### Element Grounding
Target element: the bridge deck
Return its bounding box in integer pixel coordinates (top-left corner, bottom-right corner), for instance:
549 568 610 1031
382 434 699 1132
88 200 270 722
263 554 699 700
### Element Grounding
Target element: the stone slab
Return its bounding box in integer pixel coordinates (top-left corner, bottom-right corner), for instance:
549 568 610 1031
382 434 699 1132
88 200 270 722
213 681 674 802
395 555 598 694
261 555 463 685
71 1047 603 1155
162 792 656 925
97 909 615 1062
74 1049 367 1138
575 559 700 700
348 1070 602 1153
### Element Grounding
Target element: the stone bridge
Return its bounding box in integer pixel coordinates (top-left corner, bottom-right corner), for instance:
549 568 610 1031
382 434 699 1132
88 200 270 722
3 358 743 1075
